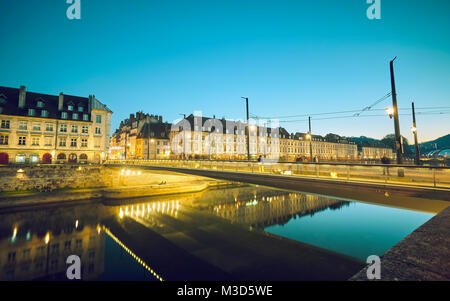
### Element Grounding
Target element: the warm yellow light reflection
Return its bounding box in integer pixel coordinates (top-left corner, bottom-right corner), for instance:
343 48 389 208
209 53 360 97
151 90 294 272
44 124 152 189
45 232 50 244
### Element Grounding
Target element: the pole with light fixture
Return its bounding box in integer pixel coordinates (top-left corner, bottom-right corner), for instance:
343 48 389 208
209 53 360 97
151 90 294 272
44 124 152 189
308 116 313 162
241 97 251 161
411 102 420 165
389 57 403 165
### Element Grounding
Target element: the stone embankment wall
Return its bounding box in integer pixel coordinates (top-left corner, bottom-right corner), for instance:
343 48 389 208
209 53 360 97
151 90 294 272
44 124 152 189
0 165 113 192
0 165 203 192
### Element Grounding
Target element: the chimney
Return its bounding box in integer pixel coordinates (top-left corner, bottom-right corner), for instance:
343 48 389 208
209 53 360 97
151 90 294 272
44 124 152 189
18 85 26 108
58 93 64 111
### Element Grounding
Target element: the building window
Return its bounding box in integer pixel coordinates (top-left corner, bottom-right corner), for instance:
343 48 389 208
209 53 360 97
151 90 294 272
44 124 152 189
96 115 101 123
78 106 83 112
7 252 16 263
72 113 78 120
37 101 44 108
45 136 53 146
81 139 88 147
1 120 10 129
18 136 26 146
82 126 89 134
31 137 40 146
0 135 8 145
60 124 67 133
15 154 26 163
83 114 89 121
59 138 66 147
71 125 78 133
95 127 101 135
41 110 49 117
70 138 77 147
45 123 54 131
18 121 27 130
32 122 41 131
68 105 73 111
61 112 68 119
28 109 35 116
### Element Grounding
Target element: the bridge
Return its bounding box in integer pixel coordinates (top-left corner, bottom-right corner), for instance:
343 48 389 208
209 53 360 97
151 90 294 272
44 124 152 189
106 159 450 204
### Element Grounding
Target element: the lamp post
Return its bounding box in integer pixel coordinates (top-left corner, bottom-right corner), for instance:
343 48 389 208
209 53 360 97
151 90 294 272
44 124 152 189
389 57 403 165
411 102 420 165
241 97 251 161
308 116 313 162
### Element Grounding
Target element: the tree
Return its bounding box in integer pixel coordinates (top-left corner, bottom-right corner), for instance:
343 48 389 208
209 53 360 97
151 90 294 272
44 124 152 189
381 134 413 156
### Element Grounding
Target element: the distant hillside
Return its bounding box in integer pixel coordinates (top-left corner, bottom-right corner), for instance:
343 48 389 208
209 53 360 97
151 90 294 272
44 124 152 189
415 134 450 153
349 136 389 149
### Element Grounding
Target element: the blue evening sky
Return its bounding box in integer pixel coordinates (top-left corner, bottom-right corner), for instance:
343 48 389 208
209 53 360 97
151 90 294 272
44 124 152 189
1 0 449 141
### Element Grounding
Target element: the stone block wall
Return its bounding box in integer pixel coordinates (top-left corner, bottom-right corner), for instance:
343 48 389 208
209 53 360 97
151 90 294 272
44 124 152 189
0 165 114 192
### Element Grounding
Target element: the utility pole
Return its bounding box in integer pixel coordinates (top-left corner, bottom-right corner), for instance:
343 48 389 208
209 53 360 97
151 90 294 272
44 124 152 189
241 97 251 161
309 116 313 162
389 57 403 165
124 130 128 160
411 102 420 165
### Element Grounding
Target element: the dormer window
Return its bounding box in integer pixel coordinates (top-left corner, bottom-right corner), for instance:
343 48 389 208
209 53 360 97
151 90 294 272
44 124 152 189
83 114 89 121
0 98 5 104
37 101 44 108
41 110 49 117
78 106 84 112
61 112 68 119
28 109 35 116
68 105 73 111
72 113 78 120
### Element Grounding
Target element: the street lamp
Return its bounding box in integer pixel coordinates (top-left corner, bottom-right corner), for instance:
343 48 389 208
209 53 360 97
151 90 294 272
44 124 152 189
411 102 420 165
241 97 251 161
385 107 394 119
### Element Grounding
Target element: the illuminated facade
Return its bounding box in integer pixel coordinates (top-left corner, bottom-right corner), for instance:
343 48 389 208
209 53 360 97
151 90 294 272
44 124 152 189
110 112 171 159
0 86 112 164
170 114 360 161
361 146 394 160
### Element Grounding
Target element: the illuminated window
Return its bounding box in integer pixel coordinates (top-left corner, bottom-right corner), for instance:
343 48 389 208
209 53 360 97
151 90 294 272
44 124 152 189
1 120 10 129
45 136 53 146
59 138 66 147
32 122 41 131
45 123 54 131
31 137 40 146
68 105 73 111
82 126 89 134
0 135 8 145
18 136 26 146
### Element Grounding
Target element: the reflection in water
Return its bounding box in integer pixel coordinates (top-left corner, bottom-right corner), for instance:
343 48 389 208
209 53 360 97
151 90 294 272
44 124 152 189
0 185 437 281
211 192 349 228
0 219 105 281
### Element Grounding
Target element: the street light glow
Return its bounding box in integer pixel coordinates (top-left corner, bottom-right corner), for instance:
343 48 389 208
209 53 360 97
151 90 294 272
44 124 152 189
386 107 394 118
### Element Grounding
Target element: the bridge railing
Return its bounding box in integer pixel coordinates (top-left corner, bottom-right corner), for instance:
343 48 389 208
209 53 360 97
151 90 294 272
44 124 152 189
105 159 450 189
